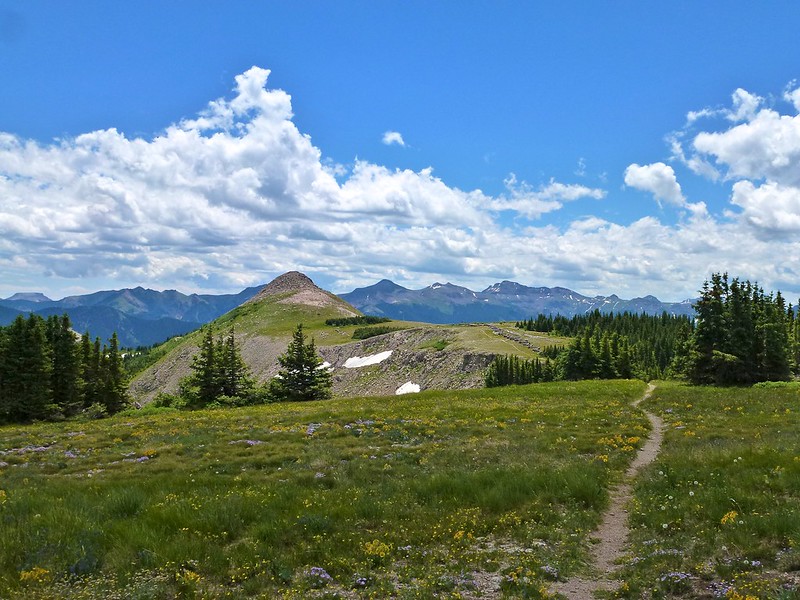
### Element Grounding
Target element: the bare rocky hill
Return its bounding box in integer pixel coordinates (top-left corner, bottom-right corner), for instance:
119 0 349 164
129 272 498 403
320 328 494 397
244 271 357 315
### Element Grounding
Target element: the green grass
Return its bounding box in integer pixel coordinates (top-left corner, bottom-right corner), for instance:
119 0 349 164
454 324 570 358
124 334 193 377
615 381 800 599
418 338 451 351
214 293 356 339
0 380 648 599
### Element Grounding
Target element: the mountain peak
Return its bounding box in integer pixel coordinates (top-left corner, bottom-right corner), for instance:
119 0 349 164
5 292 52 303
244 271 359 317
483 281 527 294
248 271 318 301
374 279 406 291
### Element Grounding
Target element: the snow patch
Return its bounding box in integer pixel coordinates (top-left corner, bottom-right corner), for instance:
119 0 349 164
395 382 420 395
344 351 393 368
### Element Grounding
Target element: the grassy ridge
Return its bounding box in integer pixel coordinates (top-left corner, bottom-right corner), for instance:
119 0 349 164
0 381 647 599
621 382 800 599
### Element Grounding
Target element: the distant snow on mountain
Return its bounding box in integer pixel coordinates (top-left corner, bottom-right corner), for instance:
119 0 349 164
340 279 695 323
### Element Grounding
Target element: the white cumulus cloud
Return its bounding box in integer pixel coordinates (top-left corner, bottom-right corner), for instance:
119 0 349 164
485 174 606 219
382 131 406 146
731 180 800 234
3 70 800 301
623 162 686 207
678 84 800 238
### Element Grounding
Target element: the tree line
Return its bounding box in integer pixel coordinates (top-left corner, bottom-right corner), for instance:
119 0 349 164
496 274 800 388
672 273 800 385
516 310 691 381
485 355 555 387
325 316 391 327
0 314 128 424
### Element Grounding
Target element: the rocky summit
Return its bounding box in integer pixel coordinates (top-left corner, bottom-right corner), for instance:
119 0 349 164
244 271 319 303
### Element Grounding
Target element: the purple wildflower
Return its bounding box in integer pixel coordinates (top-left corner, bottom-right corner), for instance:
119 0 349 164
708 581 733 598
540 565 559 580
305 566 333 588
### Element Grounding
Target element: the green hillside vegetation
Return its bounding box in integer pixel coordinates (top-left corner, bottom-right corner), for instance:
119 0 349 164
454 325 568 359
622 381 800 598
214 292 359 340
2 381 800 598
0 381 648 599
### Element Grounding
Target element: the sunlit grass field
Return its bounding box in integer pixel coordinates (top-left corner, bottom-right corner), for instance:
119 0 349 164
0 381 648 599
620 381 800 600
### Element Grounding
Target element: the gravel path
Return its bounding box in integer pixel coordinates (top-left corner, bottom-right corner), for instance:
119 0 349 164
550 383 662 599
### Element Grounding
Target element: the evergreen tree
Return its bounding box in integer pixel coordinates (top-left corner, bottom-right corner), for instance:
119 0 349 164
615 336 633 379
218 327 254 399
758 300 791 381
790 302 800 375
723 279 755 382
678 274 792 385
47 314 82 416
181 326 255 407
99 332 129 414
269 324 332 402
184 327 220 407
559 337 583 380
0 315 54 422
79 332 97 408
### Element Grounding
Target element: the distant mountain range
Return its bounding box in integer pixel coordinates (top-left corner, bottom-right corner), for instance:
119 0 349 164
1 278 696 347
0 286 262 347
340 279 696 323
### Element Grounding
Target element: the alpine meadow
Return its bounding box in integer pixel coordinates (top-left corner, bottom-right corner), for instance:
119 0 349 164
2 268 800 599
3 5 800 599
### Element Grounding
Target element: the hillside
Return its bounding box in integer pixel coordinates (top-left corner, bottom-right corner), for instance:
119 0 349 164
129 272 556 403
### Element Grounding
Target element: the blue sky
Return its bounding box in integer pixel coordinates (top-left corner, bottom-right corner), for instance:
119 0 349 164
1 2 800 301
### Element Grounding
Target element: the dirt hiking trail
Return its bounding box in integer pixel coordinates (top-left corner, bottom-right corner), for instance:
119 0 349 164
550 383 662 599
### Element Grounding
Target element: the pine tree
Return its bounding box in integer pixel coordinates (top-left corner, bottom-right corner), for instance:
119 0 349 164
0 315 54 422
676 274 793 385
100 332 129 414
184 327 220 407
269 324 332 402
689 275 727 384
218 327 254 399
79 332 97 408
47 314 81 416
758 299 791 381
